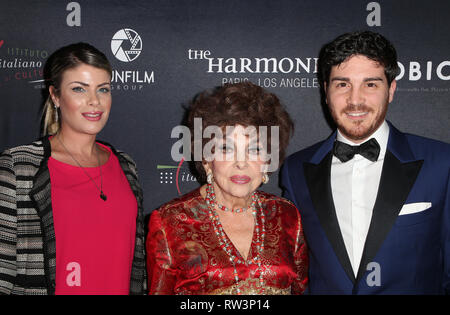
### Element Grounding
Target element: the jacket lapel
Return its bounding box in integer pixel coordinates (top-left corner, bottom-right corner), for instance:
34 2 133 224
303 133 357 284
98 141 147 294
29 137 56 294
114 151 147 295
355 123 424 283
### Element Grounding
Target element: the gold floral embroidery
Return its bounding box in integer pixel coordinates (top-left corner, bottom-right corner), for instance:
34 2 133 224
148 189 308 295
207 278 291 295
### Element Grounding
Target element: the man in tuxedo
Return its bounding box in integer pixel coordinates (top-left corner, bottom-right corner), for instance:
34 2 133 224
281 31 449 294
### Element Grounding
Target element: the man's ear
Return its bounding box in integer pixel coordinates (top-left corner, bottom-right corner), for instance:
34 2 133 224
388 79 397 103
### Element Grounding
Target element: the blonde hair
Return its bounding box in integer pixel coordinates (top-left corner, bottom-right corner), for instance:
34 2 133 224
42 95 60 136
41 42 112 136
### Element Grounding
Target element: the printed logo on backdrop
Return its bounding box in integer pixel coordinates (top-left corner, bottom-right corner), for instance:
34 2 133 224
365 2 449 93
110 28 154 92
111 29 142 62
187 49 319 89
0 40 48 89
0 3 80 88
157 160 199 196
187 49 450 93
395 60 450 93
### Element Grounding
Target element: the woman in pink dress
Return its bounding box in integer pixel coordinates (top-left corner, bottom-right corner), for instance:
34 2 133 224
0 43 146 295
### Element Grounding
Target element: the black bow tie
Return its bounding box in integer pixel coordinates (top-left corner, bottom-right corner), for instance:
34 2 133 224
333 138 380 162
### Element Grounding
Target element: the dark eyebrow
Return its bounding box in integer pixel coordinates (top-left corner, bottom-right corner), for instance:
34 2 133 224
69 81 111 87
330 77 350 82
69 81 89 86
363 77 384 82
330 77 384 82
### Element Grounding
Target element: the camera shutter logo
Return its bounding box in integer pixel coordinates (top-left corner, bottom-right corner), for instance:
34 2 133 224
111 28 142 62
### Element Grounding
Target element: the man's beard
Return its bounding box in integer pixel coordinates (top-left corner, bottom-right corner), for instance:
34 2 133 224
332 103 388 142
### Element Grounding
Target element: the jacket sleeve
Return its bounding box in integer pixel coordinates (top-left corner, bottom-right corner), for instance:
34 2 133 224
115 150 147 295
146 210 178 294
0 150 17 295
291 206 309 295
280 159 297 204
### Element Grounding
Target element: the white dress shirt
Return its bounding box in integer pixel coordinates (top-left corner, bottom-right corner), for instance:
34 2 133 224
331 120 389 276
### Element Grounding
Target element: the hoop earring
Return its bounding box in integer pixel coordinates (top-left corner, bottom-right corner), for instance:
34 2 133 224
262 173 269 184
206 172 213 184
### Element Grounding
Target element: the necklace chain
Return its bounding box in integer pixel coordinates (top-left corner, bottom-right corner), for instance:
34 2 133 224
205 183 265 294
205 184 255 213
56 134 107 201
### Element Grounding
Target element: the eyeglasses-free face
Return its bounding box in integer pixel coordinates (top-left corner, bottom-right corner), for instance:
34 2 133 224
50 64 112 138
325 55 396 144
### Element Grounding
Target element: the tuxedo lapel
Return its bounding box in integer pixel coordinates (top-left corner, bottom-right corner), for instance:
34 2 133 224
355 124 424 283
304 151 356 284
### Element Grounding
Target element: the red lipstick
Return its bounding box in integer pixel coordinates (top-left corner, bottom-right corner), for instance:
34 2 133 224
230 175 251 184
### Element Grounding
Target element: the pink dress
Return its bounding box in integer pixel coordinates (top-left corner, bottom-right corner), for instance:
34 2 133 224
48 143 137 295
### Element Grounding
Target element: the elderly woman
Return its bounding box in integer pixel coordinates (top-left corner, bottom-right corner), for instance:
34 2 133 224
146 82 308 295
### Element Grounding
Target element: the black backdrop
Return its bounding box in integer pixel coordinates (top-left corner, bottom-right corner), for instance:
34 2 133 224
1 0 449 214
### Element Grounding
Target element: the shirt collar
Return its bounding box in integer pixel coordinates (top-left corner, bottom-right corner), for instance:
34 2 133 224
336 120 389 158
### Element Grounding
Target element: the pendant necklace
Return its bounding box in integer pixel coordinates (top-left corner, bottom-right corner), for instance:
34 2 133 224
56 135 107 201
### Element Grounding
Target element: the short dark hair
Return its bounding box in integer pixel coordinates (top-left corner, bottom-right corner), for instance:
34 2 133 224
319 31 399 86
186 82 294 183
